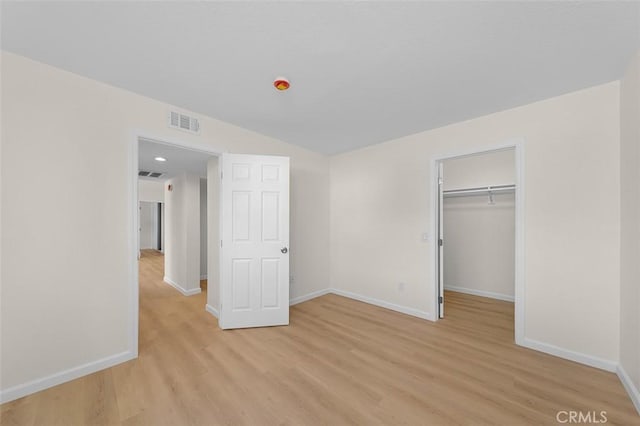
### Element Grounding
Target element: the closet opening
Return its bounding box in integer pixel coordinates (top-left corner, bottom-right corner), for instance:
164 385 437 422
432 142 524 343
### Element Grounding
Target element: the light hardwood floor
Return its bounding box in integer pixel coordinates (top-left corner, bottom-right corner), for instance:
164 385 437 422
1 250 638 425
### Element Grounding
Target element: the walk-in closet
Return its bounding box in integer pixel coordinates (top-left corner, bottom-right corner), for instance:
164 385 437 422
440 148 516 313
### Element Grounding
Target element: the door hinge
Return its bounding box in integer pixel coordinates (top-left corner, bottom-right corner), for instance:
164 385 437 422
439 296 443 304
220 240 223 247
220 171 223 180
439 238 443 246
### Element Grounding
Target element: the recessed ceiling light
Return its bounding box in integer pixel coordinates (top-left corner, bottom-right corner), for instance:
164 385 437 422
154 157 167 162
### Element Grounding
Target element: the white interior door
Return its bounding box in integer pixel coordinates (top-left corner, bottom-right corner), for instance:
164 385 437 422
219 154 290 329
438 162 445 318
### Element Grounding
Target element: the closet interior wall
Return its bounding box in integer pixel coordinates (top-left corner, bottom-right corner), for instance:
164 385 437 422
443 149 516 302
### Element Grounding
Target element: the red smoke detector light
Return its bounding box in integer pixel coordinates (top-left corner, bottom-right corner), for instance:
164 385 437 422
273 77 290 91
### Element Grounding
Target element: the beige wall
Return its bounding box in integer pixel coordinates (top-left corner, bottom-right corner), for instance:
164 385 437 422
442 149 515 191
164 173 201 293
164 175 183 288
330 81 620 364
620 50 640 408
138 179 164 203
200 179 207 278
0 52 330 396
444 193 515 300
184 173 201 293
206 157 220 313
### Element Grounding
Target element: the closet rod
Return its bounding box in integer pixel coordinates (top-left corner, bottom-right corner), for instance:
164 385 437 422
443 184 515 197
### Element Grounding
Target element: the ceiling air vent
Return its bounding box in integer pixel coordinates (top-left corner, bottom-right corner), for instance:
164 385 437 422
169 111 200 134
139 171 164 179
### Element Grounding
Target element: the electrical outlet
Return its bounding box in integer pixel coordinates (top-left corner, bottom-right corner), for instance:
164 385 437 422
398 282 405 292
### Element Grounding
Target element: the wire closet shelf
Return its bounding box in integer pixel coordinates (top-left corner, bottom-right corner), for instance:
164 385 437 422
443 184 515 197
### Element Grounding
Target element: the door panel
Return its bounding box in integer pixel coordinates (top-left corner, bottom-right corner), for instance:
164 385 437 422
261 192 280 241
220 154 290 329
231 259 251 310
232 192 251 241
261 258 280 308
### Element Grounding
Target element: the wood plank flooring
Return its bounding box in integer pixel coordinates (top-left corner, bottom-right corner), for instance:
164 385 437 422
1 249 638 425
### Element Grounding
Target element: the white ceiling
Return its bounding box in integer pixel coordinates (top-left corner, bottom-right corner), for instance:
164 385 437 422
2 2 639 155
139 139 212 181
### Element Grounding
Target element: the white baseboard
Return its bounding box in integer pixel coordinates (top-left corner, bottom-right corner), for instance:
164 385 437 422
205 304 219 318
200 274 207 280
330 288 435 321
0 350 135 404
163 276 201 296
617 364 640 415
445 285 515 302
520 338 617 372
290 288 331 306
287 288 434 320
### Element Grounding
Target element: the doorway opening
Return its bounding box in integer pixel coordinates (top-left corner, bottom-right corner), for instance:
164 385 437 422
130 135 292 354
139 201 163 253
133 135 220 356
432 141 524 344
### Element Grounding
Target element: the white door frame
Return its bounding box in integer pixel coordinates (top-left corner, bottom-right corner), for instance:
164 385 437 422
129 132 222 357
430 138 525 345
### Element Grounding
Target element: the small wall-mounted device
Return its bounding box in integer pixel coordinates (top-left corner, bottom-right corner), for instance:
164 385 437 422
167 184 173 192
273 76 290 91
